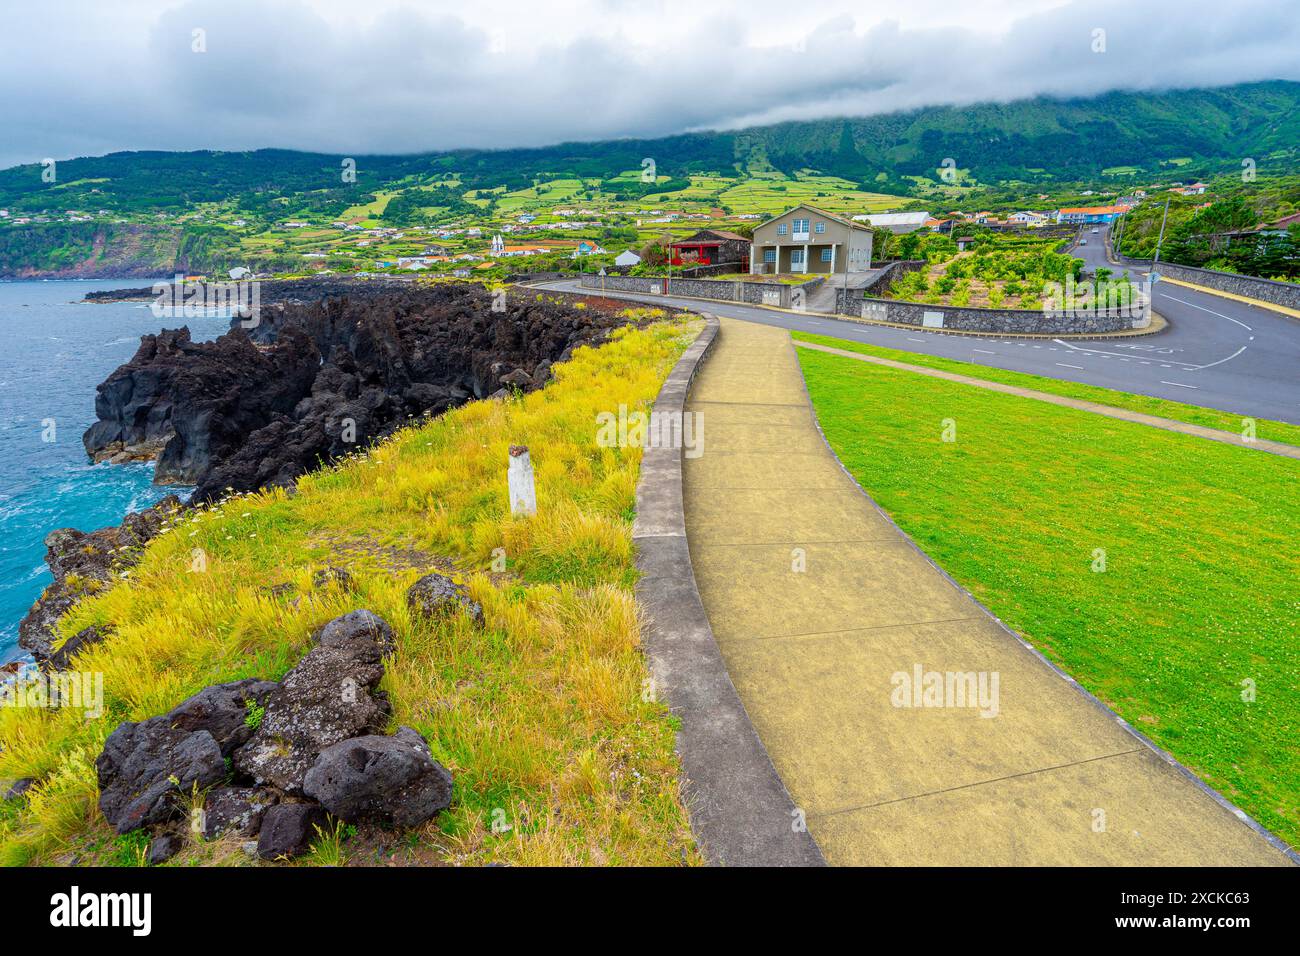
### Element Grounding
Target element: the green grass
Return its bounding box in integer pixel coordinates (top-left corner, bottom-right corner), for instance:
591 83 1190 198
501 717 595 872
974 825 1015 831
791 331 1300 447
0 313 703 867
796 345 1300 847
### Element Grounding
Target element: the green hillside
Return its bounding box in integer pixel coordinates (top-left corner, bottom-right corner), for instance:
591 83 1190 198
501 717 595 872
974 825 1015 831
1 81 1295 279
2 81 1295 214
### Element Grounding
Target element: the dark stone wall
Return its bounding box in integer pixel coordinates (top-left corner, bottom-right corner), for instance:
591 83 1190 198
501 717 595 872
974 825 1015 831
832 293 1143 334
579 272 821 308
1150 262 1300 311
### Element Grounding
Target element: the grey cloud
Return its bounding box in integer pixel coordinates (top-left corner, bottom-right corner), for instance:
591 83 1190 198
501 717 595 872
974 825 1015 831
1 0 1297 169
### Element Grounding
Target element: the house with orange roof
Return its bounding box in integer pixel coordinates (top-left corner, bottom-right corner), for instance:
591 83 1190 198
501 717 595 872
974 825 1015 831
1054 205 1126 224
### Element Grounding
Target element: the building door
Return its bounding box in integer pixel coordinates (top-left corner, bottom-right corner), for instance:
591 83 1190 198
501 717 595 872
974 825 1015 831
789 248 806 273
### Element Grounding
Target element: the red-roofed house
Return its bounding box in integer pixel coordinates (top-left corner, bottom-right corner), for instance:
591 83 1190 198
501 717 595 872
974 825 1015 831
668 229 751 267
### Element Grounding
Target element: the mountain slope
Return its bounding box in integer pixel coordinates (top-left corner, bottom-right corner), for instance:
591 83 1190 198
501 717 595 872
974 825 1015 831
0 81 1295 215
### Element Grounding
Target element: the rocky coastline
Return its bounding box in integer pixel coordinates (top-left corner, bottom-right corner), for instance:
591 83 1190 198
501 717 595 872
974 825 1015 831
15 280 664 666
82 280 637 502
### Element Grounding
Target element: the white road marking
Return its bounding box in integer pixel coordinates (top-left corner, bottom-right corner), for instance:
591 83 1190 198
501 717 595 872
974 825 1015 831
1057 363 1084 370
973 348 994 354
907 337 924 343
1053 338 1200 368
1189 345 1249 371
1159 293 1253 331
1161 380 1198 389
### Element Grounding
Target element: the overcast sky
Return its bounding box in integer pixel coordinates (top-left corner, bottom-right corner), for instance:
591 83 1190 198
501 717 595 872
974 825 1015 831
2 0 1297 169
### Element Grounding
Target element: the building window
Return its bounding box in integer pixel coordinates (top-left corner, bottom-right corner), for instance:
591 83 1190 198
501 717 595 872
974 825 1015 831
815 222 826 234
793 218 809 234
777 223 787 235
763 248 776 263
821 248 833 262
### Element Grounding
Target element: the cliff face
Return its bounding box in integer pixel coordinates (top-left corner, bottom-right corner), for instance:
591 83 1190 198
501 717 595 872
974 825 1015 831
0 223 185 279
0 222 302 279
83 281 633 503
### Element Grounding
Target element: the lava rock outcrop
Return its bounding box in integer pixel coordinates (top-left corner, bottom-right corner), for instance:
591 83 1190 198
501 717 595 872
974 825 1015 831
83 281 632 503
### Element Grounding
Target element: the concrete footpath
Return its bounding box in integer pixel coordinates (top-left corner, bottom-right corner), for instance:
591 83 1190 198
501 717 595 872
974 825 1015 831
682 317 1293 865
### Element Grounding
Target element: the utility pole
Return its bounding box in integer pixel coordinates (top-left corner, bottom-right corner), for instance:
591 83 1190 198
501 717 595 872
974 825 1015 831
1153 197 1171 264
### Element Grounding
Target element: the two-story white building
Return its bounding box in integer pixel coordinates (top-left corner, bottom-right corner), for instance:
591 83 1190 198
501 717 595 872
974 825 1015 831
750 205 874 275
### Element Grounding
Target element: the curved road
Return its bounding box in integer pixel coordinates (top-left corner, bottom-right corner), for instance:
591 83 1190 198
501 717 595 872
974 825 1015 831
545 228 1300 425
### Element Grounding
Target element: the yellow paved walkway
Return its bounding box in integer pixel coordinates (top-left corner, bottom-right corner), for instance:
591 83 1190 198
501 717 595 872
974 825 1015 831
682 317 1291 866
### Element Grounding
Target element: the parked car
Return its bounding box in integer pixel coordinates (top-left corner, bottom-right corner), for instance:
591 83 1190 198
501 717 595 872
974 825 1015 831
1091 228 1100 234
1080 238 1088 245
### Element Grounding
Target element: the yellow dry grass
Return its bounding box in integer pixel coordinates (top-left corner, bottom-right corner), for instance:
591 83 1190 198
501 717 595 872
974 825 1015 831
0 313 703 867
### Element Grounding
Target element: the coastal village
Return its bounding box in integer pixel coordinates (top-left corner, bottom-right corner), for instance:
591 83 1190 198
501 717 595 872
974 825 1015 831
0 170 1256 283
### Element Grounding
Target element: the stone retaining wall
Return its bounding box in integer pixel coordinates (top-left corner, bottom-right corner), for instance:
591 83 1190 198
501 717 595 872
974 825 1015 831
1148 262 1300 311
579 272 822 308
855 259 928 297
834 295 1145 334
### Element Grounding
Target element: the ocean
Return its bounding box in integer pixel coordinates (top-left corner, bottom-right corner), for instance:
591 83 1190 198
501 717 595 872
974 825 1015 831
0 280 230 663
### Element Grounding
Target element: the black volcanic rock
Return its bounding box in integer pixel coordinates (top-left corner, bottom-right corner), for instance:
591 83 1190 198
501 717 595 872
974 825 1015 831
303 726 453 827
84 325 321 486
406 572 484 627
232 614 390 794
95 679 277 833
256 803 329 860
81 281 636 503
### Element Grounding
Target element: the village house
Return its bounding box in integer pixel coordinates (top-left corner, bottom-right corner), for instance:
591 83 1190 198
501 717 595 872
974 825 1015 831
1055 205 1126 224
750 205 873 275
851 211 931 234
1008 211 1050 226
668 229 751 266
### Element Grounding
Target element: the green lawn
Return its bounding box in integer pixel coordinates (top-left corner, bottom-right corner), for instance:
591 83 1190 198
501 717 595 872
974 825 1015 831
796 345 1300 847
791 331 1300 447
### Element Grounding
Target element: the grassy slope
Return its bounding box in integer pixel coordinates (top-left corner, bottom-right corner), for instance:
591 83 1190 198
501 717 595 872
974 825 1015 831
0 313 702 867
796 346 1300 847
791 331 1300 447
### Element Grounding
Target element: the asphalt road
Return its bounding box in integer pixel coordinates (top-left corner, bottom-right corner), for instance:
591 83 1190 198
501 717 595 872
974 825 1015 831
546 228 1300 425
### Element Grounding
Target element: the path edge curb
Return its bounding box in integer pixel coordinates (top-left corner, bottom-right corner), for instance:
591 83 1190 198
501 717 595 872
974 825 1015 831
789 334 1300 865
632 315 827 867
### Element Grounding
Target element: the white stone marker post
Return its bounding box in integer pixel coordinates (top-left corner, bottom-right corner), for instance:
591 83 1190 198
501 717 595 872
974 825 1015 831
508 445 536 516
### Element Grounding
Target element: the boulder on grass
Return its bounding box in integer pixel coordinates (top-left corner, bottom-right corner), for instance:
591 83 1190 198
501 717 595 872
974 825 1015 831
203 786 280 840
96 678 277 833
164 678 279 755
234 617 389 793
406 573 484 627
96 725 225 833
3 778 35 802
303 726 453 828
315 609 396 657
147 832 183 866
257 803 329 860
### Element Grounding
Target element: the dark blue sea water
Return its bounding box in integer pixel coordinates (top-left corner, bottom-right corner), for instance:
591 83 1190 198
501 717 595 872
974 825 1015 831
0 280 230 663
